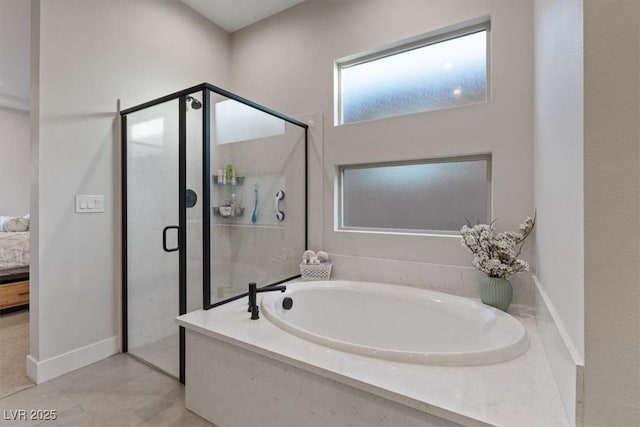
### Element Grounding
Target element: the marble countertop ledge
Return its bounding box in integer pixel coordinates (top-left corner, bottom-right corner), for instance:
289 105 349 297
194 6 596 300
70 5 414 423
177 295 568 427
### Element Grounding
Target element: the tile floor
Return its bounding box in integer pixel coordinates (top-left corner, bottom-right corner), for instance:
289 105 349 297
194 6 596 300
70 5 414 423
0 354 213 426
128 335 179 379
0 309 33 399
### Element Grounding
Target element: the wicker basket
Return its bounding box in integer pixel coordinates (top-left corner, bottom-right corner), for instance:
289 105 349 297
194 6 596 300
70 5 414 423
300 263 332 281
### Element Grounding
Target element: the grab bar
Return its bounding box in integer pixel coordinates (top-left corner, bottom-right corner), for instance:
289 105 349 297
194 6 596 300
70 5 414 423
275 190 285 221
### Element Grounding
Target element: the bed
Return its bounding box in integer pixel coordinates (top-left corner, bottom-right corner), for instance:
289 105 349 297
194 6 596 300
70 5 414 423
0 231 30 271
0 231 30 310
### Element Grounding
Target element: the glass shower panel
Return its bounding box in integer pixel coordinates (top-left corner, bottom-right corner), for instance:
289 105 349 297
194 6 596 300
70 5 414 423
209 94 306 304
186 92 203 314
126 99 180 378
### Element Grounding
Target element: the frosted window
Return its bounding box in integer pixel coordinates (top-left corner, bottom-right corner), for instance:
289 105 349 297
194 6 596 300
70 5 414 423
341 157 489 233
339 30 487 124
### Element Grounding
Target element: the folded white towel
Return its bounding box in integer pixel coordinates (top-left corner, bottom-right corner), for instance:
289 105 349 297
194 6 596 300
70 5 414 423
302 250 316 261
316 251 329 263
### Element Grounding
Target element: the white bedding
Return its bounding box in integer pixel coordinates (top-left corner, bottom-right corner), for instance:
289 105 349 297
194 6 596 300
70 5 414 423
0 232 30 270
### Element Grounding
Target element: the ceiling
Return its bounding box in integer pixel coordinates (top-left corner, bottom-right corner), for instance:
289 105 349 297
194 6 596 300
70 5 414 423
182 0 306 33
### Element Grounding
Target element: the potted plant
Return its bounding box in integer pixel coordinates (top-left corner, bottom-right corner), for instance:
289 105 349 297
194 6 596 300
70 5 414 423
460 215 535 311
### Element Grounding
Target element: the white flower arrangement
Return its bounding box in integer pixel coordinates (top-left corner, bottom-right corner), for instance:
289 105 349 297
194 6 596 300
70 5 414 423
460 215 535 279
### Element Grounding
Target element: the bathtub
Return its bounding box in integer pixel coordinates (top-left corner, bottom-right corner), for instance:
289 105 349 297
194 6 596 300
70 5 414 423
177 280 567 426
261 280 529 366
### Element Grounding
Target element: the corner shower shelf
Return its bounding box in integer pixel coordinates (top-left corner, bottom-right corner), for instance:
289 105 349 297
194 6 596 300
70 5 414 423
213 175 245 186
213 207 245 218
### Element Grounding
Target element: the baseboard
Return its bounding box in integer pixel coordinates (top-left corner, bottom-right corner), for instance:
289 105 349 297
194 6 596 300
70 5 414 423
533 275 583 426
26 336 118 384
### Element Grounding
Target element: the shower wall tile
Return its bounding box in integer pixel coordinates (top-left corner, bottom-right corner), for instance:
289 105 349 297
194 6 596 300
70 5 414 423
128 95 207 347
210 226 231 300
186 220 203 313
127 102 181 349
208 116 306 302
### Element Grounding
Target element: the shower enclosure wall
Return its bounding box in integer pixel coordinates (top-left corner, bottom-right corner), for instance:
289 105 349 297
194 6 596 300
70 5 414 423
121 84 307 383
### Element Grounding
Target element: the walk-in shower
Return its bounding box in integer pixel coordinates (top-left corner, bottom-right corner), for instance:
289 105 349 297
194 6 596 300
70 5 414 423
120 83 307 383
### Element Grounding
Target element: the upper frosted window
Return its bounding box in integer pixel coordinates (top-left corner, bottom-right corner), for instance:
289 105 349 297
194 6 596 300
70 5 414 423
339 29 487 124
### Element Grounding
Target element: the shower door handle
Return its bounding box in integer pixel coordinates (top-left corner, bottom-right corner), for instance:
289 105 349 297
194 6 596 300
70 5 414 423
162 226 180 252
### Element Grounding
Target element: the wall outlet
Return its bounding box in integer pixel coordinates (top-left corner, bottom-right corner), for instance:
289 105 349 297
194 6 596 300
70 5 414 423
75 195 104 213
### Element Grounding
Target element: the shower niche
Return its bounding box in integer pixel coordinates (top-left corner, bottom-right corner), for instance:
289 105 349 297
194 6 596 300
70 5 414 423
121 84 307 383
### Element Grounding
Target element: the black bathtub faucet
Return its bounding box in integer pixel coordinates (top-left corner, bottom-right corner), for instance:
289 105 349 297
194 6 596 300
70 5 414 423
248 282 286 320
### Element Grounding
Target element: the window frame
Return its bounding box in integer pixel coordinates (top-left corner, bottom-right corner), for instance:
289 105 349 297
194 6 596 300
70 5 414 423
336 154 492 236
334 21 491 126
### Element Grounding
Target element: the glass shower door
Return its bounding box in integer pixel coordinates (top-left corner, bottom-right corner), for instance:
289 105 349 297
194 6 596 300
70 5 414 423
125 99 182 379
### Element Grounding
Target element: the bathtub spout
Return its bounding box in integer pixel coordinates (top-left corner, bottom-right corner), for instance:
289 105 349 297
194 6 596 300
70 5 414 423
248 282 287 320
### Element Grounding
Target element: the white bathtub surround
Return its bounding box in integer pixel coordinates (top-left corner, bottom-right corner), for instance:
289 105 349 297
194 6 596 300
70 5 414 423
261 281 528 366
185 332 464 427
329 254 534 308
177 281 567 426
534 275 584 426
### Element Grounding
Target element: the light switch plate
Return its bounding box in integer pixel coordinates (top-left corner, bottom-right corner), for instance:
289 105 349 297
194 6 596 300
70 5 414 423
75 195 104 213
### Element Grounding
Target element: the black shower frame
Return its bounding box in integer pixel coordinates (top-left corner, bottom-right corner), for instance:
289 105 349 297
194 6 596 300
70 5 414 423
120 82 308 384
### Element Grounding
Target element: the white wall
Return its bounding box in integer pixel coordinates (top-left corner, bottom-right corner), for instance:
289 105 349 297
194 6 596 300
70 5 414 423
533 1 584 357
0 0 31 101
0 0 31 217
532 2 584 424
230 0 534 268
583 1 640 425
0 108 31 215
29 0 230 381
